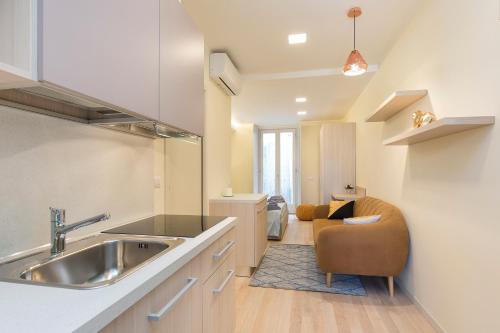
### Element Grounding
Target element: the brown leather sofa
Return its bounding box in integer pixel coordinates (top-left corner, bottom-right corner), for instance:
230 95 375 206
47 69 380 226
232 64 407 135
313 196 409 296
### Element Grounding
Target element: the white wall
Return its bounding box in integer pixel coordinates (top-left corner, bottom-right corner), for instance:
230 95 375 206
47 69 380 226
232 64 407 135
164 139 202 215
0 106 155 258
153 139 165 215
203 48 232 212
252 125 259 193
231 124 255 193
344 0 500 332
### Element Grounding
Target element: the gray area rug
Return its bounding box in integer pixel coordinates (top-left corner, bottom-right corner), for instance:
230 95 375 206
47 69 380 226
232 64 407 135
249 244 367 296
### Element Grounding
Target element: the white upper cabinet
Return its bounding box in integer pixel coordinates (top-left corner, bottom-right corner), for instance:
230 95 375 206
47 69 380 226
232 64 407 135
160 0 205 136
0 0 37 88
0 0 205 135
41 0 160 121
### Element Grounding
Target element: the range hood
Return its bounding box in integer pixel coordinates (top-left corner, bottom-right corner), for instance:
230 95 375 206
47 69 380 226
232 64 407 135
0 82 200 141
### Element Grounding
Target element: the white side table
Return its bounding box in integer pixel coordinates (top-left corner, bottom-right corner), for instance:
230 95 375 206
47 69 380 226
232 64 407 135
332 186 366 201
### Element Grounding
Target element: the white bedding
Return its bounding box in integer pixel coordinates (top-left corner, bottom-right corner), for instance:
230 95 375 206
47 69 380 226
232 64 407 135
267 202 288 239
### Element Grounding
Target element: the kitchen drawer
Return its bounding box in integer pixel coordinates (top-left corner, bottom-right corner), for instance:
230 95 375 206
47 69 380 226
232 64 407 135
200 227 236 282
101 257 202 333
202 251 236 333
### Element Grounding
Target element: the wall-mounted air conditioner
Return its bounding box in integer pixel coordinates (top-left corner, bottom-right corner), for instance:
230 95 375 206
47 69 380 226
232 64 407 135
209 53 242 96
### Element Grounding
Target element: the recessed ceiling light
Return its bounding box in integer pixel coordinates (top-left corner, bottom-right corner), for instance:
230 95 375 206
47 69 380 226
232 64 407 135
295 97 307 103
297 111 307 116
288 33 307 45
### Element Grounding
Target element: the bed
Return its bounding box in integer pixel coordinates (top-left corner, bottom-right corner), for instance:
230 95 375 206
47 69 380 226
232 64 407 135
267 195 289 240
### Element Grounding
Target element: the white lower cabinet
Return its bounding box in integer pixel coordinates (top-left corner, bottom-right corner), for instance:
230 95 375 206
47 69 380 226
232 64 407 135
203 252 236 333
209 196 268 276
101 227 236 333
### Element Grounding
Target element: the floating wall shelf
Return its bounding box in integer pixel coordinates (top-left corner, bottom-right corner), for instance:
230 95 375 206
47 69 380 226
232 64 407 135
383 116 495 146
366 90 428 122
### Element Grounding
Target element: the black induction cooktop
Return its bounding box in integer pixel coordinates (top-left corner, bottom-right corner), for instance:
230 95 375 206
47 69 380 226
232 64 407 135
102 215 227 238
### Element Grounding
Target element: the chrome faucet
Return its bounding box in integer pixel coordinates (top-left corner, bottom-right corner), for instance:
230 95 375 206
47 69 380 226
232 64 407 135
50 207 111 255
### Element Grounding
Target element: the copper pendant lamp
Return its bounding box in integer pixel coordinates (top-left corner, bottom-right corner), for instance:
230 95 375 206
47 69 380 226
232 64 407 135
343 7 368 77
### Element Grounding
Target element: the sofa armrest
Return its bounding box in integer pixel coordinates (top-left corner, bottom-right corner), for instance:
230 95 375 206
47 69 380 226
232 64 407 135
313 205 330 219
316 223 409 276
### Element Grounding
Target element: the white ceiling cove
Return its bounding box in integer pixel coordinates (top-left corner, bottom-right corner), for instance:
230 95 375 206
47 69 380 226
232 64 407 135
233 74 374 127
183 0 422 126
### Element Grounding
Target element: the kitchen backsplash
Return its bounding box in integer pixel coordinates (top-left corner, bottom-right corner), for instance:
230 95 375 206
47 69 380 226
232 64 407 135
0 105 155 258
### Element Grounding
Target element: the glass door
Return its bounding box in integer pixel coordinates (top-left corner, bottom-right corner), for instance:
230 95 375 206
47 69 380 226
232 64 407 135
260 129 297 211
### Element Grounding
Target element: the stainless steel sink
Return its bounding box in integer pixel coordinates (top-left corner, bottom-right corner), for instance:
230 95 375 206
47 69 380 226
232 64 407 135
0 234 184 289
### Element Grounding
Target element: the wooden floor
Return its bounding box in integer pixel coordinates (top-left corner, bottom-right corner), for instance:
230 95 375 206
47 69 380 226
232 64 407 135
234 216 438 333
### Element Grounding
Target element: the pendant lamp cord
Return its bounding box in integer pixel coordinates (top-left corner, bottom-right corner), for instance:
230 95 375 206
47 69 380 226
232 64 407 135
353 14 356 50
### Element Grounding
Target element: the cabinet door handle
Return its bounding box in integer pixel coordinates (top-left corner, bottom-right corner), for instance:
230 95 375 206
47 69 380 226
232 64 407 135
212 240 235 261
147 277 198 321
213 270 235 294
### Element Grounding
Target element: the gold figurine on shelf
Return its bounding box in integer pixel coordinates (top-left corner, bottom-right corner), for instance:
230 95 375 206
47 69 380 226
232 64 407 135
412 110 436 128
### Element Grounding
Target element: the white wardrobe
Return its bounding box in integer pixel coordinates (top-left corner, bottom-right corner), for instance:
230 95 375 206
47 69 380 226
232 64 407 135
319 123 356 204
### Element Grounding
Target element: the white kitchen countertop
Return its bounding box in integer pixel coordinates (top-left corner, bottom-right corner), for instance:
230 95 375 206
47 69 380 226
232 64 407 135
0 217 237 333
209 193 267 203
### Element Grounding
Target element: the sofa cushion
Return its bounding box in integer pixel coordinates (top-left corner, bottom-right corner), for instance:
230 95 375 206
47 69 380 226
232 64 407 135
328 200 354 219
344 215 381 225
313 218 343 244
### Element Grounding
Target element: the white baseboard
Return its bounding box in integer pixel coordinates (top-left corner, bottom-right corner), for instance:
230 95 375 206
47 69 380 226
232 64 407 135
395 278 447 333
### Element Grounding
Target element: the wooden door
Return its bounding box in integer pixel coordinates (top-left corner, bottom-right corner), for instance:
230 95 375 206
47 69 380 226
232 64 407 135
159 0 204 135
319 123 356 204
41 0 160 120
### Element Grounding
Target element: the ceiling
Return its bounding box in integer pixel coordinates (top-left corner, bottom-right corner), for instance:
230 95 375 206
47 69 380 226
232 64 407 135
183 0 422 127
232 74 374 127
